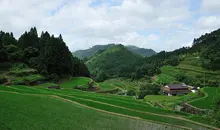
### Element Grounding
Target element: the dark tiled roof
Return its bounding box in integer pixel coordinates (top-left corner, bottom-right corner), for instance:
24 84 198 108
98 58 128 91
167 84 188 89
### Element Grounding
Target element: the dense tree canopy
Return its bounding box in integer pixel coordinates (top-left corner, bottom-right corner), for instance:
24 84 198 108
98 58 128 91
0 27 90 81
201 40 220 70
86 45 160 81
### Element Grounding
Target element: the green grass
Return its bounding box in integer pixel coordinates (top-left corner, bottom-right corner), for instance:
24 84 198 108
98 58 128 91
156 55 220 85
60 95 211 130
145 95 181 102
34 83 58 88
1 85 187 117
155 66 179 84
59 77 91 88
144 92 202 109
10 74 45 85
189 87 220 109
23 74 44 82
0 84 219 129
0 91 180 130
178 56 220 75
104 78 145 90
9 68 36 76
99 82 116 91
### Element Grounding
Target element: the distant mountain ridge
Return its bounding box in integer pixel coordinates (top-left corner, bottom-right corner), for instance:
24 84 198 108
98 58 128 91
126 45 156 57
72 44 156 59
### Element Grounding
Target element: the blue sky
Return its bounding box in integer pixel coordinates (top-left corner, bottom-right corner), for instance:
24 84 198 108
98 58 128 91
0 0 220 52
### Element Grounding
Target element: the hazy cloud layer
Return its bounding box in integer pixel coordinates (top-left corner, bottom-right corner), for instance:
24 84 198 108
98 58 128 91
0 0 219 52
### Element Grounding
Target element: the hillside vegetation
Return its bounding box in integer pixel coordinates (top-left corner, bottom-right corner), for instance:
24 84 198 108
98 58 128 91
0 27 90 83
156 55 220 87
189 87 220 109
86 45 143 81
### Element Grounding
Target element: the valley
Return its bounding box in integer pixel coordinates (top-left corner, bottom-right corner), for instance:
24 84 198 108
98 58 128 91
0 27 220 130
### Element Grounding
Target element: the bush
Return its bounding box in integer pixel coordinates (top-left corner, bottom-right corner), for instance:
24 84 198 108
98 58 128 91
0 62 11 70
176 72 186 82
127 89 136 96
165 56 180 66
207 80 219 87
171 81 182 84
0 76 7 84
213 95 220 127
138 83 161 99
49 73 59 83
94 72 107 82
10 63 28 71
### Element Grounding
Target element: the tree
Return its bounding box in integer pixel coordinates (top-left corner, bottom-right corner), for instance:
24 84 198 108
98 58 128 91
138 83 161 99
165 56 180 66
0 27 91 82
22 47 39 63
213 94 220 127
18 27 39 49
135 63 159 79
127 88 136 96
0 49 8 62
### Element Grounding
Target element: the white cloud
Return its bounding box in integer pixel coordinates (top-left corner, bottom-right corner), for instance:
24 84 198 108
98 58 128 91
147 34 159 41
196 16 220 30
201 0 220 14
0 0 219 52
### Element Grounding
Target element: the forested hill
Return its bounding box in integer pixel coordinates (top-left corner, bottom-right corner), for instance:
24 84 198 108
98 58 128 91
86 28 220 84
73 44 115 59
0 27 90 82
72 44 156 59
86 44 159 81
126 45 156 57
145 28 220 70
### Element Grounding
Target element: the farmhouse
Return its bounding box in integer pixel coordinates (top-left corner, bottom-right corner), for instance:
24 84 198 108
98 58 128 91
162 83 190 96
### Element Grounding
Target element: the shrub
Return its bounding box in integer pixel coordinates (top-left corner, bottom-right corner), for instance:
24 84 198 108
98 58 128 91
94 72 107 82
127 89 136 96
0 76 7 84
207 80 219 87
49 73 59 83
138 83 161 99
0 62 11 70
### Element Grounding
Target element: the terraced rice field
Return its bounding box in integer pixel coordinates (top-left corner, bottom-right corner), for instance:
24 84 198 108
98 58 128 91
59 77 91 88
1 91 182 130
189 87 220 109
0 84 219 130
99 83 116 91
144 93 201 109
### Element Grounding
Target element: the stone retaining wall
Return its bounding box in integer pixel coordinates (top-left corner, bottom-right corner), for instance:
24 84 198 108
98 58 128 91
181 103 209 115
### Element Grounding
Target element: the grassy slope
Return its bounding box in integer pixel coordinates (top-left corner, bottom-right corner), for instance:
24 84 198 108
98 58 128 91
156 56 220 85
0 91 179 130
99 82 116 91
189 87 220 109
0 85 218 129
144 93 201 109
145 95 181 102
3 64 45 85
59 77 91 88
104 78 145 90
34 83 58 88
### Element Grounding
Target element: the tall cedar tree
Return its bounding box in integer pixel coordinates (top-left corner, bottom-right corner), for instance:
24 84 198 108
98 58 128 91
0 27 90 81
